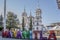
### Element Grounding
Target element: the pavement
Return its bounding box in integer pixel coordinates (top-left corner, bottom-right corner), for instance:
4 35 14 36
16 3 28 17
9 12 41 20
0 37 29 40
0 36 2 40
0 31 2 36
2 38 28 40
0 36 59 40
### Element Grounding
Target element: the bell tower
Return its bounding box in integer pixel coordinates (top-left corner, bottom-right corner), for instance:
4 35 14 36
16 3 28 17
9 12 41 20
34 0 42 31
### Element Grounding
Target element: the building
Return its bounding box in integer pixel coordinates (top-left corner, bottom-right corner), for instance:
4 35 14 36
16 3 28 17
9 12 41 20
33 7 42 31
46 22 60 38
20 1 48 38
21 7 44 31
56 0 60 9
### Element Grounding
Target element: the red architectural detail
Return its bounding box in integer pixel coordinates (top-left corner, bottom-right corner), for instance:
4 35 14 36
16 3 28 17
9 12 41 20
48 30 57 40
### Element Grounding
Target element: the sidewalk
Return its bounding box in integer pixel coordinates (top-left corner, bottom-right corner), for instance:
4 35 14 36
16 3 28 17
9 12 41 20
2 37 29 40
0 36 2 40
0 31 2 36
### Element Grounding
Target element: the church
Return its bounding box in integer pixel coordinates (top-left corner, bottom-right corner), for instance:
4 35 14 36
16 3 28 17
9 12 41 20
17 0 60 39
21 7 44 31
18 4 48 39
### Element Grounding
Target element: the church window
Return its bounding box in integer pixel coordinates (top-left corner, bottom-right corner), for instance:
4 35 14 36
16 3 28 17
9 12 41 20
37 27 38 30
37 22 39 25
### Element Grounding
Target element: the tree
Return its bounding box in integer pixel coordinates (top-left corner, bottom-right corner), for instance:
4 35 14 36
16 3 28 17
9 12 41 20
0 14 3 27
22 17 25 31
6 11 19 30
0 14 3 31
29 17 32 30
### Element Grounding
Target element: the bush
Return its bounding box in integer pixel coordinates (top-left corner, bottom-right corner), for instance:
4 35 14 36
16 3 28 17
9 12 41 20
0 26 3 31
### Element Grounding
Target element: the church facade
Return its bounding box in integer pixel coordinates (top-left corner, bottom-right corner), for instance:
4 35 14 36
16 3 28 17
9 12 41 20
21 7 45 31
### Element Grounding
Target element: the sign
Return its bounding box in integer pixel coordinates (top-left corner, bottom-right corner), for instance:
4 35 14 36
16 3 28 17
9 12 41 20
48 30 57 40
22 30 30 39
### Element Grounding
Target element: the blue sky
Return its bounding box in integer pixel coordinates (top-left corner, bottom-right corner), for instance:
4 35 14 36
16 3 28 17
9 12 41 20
0 0 60 26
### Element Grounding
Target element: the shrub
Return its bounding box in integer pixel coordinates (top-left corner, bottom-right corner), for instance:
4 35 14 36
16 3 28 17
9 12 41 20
0 26 3 31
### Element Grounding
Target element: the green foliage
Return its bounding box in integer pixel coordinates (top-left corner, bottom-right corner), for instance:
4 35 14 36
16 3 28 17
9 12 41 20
0 26 3 31
22 17 25 31
0 14 3 31
29 17 32 30
6 11 19 29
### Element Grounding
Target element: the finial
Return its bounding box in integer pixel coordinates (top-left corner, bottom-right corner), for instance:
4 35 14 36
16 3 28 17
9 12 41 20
24 6 26 12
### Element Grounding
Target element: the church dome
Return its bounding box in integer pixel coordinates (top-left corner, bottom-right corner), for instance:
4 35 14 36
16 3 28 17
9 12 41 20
22 11 27 16
22 8 27 16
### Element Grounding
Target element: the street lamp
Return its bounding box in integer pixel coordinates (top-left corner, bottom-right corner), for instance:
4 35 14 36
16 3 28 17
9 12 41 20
4 0 6 32
56 0 60 9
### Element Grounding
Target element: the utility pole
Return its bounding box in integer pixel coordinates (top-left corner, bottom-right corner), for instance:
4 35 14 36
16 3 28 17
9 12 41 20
4 0 6 32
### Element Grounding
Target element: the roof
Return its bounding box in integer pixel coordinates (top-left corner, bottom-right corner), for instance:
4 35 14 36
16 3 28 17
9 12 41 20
48 25 60 30
22 12 27 16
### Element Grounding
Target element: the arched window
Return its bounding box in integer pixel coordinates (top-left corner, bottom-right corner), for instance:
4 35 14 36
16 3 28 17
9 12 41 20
37 27 38 29
37 22 39 26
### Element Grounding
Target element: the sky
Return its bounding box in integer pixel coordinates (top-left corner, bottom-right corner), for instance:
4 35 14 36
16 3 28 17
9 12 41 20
0 0 60 26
